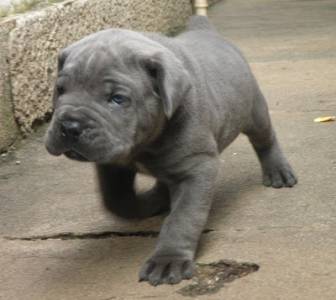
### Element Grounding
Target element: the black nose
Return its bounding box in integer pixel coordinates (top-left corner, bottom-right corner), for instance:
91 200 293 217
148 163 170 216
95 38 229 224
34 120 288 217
60 120 82 140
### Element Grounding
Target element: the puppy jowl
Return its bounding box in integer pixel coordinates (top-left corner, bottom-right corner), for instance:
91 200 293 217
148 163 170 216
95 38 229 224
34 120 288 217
45 15 297 286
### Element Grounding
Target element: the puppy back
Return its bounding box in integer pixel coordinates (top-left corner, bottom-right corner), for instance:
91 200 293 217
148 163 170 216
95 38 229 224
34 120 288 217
186 15 216 32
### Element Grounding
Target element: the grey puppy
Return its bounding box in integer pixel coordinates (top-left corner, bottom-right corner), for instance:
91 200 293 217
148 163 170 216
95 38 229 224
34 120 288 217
45 16 297 286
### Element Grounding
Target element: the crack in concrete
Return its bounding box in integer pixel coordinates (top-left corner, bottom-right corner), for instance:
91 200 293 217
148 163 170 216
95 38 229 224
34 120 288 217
4 230 160 241
4 229 214 241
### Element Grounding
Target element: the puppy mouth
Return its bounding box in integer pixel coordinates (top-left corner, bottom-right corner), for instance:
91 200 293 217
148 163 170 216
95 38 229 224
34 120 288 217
64 150 90 162
46 125 130 163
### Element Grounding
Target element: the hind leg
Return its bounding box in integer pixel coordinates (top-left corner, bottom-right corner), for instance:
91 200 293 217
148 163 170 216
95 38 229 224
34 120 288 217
244 91 297 188
96 164 170 218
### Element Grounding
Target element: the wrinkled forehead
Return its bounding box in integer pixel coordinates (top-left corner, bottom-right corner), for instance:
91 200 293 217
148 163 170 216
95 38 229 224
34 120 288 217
60 42 148 87
61 45 119 79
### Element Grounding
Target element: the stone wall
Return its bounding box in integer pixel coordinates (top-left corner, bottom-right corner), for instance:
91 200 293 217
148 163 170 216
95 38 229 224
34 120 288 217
0 0 221 151
0 19 18 151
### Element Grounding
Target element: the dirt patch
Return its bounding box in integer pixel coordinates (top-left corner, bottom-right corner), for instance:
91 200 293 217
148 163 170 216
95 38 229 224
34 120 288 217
178 260 259 297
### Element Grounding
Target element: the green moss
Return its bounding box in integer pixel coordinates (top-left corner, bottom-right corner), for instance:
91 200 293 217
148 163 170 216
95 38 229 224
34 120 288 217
0 0 64 19
13 0 43 14
0 6 10 18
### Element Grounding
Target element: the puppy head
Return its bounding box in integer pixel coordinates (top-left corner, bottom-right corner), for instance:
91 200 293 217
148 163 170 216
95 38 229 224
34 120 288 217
45 29 191 164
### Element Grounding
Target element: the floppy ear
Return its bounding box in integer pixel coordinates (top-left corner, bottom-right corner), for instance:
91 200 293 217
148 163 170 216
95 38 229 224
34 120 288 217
144 49 192 119
52 50 69 107
57 50 68 72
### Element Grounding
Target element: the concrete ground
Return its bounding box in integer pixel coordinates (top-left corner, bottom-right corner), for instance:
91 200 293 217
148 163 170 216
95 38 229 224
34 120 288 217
1 0 336 299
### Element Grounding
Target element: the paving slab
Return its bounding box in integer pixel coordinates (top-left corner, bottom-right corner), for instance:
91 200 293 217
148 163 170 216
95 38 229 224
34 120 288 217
1 0 336 299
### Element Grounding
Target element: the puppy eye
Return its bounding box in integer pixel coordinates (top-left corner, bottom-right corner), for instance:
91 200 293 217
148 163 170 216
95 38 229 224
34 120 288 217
108 94 127 105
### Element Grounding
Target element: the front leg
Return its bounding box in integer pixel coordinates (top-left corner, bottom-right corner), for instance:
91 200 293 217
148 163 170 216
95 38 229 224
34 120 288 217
139 157 219 285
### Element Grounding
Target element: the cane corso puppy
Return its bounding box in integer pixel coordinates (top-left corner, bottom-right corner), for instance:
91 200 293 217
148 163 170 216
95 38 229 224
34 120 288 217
45 16 297 286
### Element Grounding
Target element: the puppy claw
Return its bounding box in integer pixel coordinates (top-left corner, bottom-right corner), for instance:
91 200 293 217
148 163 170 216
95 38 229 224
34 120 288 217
263 166 297 189
139 255 194 286
182 260 195 279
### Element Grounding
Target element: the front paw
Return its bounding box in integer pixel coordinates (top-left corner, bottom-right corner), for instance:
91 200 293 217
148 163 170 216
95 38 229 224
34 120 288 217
262 163 297 188
139 253 194 286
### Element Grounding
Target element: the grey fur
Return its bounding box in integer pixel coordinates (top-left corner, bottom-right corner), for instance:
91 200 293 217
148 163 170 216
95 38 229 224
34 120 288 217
45 16 297 286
